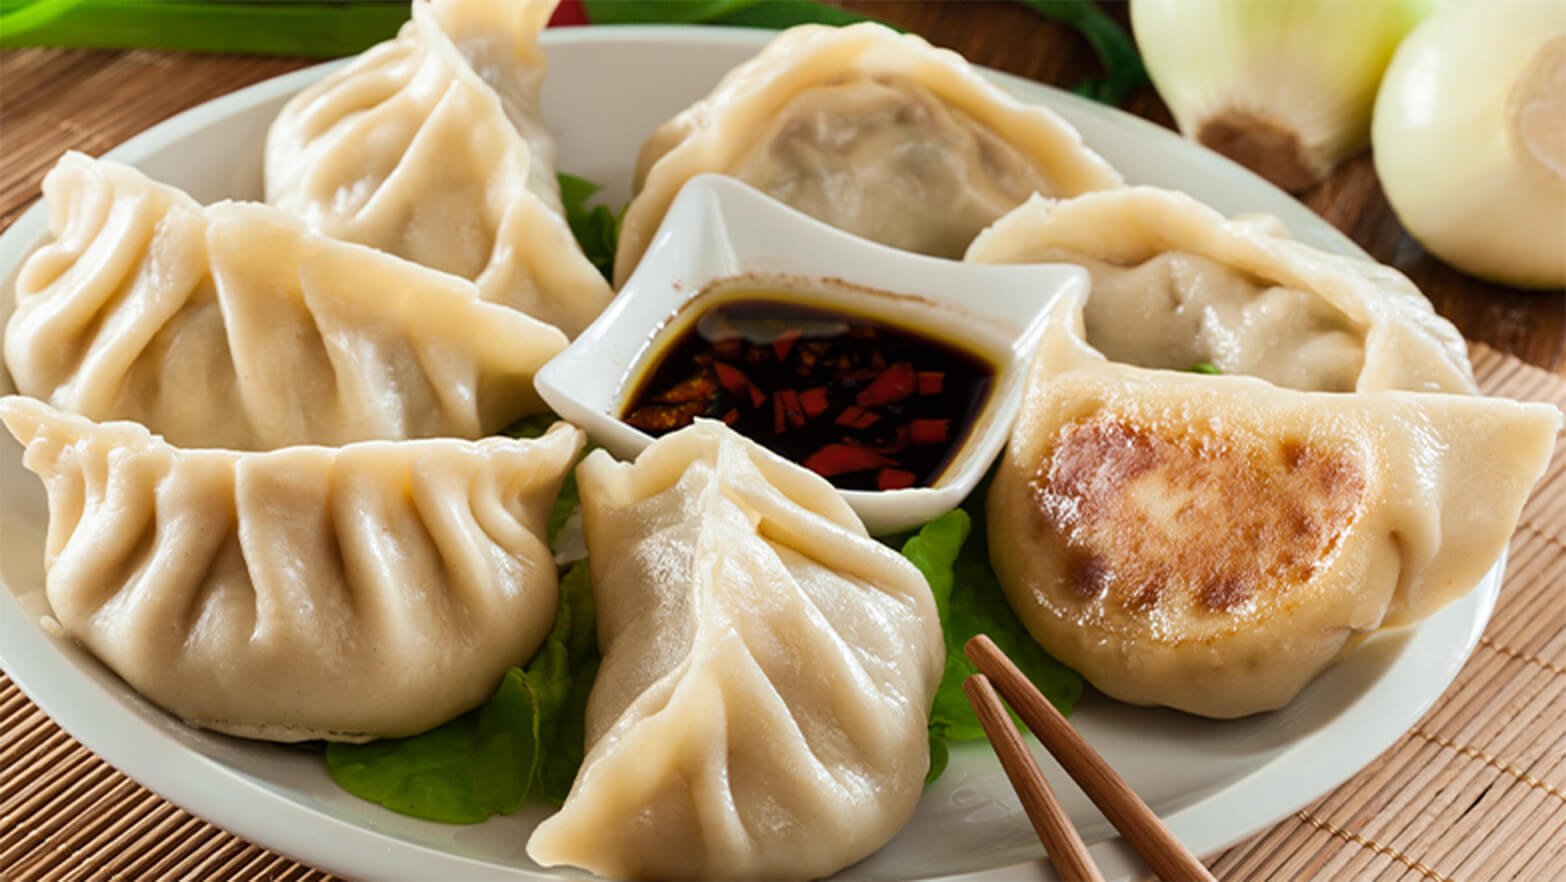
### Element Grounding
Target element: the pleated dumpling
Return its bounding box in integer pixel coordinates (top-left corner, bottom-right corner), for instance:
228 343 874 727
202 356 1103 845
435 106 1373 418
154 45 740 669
527 422 943 881
0 396 583 742
615 22 1122 285
265 0 611 336
966 186 1476 395
986 293 1560 719
3 153 566 451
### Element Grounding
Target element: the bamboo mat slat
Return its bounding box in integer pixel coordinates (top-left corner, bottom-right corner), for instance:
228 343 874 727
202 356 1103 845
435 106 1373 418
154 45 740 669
0 345 1560 882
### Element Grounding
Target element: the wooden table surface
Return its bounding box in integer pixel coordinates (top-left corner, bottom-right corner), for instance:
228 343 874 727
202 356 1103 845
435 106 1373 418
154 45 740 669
2 6 1565 882
2 1 1561 374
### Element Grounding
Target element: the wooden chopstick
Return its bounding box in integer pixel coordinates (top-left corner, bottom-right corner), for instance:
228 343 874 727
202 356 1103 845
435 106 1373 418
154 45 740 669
963 673 1106 882
965 635 1217 882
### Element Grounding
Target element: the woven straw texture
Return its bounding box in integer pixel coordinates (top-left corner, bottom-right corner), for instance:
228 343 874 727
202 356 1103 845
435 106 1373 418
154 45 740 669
2 45 1564 882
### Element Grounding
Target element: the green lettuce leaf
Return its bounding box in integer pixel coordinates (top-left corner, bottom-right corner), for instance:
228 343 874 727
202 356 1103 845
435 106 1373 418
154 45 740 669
899 508 1083 781
324 668 539 824
557 172 622 282
502 412 559 439
325 560 598 823
533 562 599 802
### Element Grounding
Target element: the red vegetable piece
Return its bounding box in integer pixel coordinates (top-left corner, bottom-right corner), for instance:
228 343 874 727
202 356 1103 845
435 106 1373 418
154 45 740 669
773 394 787 434
721 408 740 425
835 406 880 430
917 371 944 395
856 362 916 408
877 469 917 491
800 386 830 418
778 388 806 429
772 329 801 362
748 381 767 409
714 362 749 396
874 425 912 455
803 443 892 478
910 418 950 444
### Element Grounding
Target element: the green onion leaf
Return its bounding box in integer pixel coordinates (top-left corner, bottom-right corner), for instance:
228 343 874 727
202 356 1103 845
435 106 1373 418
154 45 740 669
0 0 410 57
1015 0 1148 105
582 0 872 29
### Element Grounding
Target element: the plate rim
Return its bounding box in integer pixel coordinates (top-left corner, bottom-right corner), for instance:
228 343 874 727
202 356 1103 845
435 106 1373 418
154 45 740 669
0 23 1495 882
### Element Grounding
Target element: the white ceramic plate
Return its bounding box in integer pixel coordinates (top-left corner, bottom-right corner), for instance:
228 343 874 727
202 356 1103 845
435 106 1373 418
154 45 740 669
0 26 1497 882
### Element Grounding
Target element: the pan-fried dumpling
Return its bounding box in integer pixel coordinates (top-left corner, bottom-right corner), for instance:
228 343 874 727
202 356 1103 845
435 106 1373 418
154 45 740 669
3 153 566 450
265 0 611 336
986 293 1560 719
0 396 583 742
966 187 1476 395
527 421 942 881
615 23 1122 285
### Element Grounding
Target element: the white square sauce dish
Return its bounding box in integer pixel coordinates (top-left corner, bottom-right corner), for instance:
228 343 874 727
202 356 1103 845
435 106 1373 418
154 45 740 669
535 174 1088 535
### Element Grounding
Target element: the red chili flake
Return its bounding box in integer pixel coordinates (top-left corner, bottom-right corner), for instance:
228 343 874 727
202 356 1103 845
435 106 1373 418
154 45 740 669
877 469 917 491
777 388 806 429
803 444 892 478
800 387 830 418
917 371 944 395
721 408 740 425
714 363 749 396
834 406 880 430
856 362 916 408
910 419 950 445
747 381 767 409
773 394 786 435
772 329 801 362
874 425 912 455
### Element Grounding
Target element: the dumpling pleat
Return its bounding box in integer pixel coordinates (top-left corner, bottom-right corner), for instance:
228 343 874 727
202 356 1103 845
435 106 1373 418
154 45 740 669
4 153 568 450
0 396 582 742
529 423 942 880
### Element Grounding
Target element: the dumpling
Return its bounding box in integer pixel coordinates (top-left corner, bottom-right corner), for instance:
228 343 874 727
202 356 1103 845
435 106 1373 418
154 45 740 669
527 421 943 881
615 22 1122 285
265 0 611 336
0 395 583 742
4 153 566 450
985 292 1560 719
966 186 1476 395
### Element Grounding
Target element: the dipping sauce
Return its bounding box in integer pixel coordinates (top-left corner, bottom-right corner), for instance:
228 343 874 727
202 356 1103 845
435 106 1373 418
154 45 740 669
622 285 995 491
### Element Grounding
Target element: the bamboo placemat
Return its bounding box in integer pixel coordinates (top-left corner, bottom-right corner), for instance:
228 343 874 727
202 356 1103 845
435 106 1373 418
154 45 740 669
1 344 1561 882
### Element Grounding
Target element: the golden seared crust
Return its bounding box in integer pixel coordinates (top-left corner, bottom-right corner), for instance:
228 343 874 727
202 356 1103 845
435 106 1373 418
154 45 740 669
1026 414 1367 642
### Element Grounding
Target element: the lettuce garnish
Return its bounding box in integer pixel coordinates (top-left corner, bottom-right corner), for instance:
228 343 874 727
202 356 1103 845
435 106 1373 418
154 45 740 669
325 560 597 823
899 508 1084 782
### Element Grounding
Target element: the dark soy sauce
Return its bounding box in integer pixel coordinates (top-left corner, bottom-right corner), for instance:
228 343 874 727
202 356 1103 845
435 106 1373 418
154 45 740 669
622 289 995 491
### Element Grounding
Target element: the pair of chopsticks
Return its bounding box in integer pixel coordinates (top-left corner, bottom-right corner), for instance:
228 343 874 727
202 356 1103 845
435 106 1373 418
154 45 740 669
962 635 1217 882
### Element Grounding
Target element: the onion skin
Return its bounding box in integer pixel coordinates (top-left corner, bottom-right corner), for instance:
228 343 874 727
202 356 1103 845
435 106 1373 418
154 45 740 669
1132 0 1434 194
1373 0 1566 290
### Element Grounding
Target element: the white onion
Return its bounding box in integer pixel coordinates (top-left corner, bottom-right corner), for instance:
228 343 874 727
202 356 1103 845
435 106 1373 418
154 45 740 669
1132 0 1434 193
1373 0 1566 289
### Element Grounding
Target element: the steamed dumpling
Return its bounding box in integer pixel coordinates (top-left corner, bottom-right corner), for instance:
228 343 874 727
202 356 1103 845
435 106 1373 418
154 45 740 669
527 422 942 881
3 153 566 451
615 22 1122 285
266 0 611 336
986 293 1560 718
0 396 583 742
966 187 1476 395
